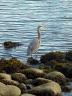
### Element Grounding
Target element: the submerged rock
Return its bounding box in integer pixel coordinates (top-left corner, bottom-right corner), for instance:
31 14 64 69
28 81 62 96
27 57 39 65
3 41 22 49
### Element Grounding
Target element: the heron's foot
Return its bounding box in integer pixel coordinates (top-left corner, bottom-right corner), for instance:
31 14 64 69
27 57 39 65
34 53 38 59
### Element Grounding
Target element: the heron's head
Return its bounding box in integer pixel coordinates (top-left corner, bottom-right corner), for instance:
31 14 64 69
38 25 42 28
37 25 42 31
37 25 45 32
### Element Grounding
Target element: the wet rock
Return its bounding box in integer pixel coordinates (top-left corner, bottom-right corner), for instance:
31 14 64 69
0 73 11 80
26 84 33 90
18 83 27 93
27 57 39 65
65 51 72 61
0 58 30 73
11 73 27 83
25 79 33 84
32 78 51 86
21 68 45 79
62 85 72 92
45 71 67 85
28 81 61 96
3 41 22 49
40 51 64 64
63 68 72 79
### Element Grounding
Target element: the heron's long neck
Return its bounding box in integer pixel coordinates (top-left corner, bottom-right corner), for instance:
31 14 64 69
37 27 41 39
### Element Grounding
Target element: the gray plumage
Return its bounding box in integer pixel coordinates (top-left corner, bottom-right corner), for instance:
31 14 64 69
27 26 42 56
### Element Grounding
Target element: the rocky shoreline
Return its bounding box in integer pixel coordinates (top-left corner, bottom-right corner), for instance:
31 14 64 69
0 50 72 96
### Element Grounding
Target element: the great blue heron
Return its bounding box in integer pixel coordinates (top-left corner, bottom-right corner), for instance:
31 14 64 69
27 25 43 57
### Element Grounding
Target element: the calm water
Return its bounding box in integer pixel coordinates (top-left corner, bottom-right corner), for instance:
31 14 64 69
0 0 72 95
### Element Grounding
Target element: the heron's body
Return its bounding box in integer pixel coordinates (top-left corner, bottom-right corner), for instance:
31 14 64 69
27 26 42 56
27 37 40 56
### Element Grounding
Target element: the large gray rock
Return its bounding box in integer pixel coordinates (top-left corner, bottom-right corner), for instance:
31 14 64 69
21 68 45 79
45 71 67 85
28 81 61 96
0 73 11 80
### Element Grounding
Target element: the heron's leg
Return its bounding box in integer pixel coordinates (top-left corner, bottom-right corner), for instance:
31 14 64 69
31 54 32 58
30 52 33 58
35 51 38 59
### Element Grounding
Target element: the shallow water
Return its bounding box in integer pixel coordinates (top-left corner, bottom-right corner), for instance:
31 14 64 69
62 82 72 96
63 92 72 96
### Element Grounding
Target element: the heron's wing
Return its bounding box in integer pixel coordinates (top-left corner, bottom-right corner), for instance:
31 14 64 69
27 38 40 56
